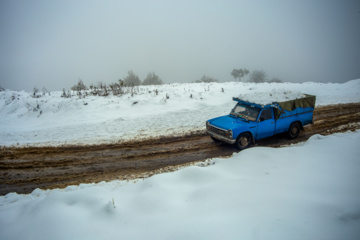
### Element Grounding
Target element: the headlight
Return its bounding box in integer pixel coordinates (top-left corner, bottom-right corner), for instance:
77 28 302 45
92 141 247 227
206 121 210 130
226 130 233 138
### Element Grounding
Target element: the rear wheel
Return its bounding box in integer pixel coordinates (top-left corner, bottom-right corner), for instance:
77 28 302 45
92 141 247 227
235 133 252 150
288 122 301 139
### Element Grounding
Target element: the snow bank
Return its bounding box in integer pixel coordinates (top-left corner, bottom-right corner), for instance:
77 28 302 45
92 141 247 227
1 131 359 240
0 80 359 146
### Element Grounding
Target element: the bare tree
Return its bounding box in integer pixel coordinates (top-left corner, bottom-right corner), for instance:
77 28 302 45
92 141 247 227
231 68 249 82
142 72 163 85
194 75 218 83
42 87 50 96
123 71 141 86
249 70 266 83
71 79 88 91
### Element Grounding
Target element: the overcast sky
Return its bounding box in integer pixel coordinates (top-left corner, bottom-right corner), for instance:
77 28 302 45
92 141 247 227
1 0 360 91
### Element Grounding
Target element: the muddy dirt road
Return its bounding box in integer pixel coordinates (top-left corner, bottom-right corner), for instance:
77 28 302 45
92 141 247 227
1 103 360 195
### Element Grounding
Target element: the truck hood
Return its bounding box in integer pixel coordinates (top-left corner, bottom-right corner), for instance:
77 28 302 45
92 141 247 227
208 115 248 130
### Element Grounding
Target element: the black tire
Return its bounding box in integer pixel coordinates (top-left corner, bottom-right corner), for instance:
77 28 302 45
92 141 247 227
235 132 252 150
288 122 301 139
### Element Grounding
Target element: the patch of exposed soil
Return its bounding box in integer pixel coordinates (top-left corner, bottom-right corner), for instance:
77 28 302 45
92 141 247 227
1 103 360 195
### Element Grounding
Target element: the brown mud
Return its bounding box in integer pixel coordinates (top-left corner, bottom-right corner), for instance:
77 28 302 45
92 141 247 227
1 103 360 196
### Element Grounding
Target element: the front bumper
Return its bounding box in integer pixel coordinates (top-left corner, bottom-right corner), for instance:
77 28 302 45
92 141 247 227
207 130 236 144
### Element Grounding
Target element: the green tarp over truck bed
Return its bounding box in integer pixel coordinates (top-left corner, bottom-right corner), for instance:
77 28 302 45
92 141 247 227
274 94 316 119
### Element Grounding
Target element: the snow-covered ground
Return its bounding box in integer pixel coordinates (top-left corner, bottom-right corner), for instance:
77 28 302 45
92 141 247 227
1 131 360 240
1 80 360 240
0 80 359 147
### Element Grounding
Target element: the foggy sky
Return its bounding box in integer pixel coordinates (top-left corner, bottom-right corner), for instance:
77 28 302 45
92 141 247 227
1 0 360 91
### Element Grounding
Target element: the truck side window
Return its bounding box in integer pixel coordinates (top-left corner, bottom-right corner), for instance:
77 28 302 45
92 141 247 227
259 109 272 121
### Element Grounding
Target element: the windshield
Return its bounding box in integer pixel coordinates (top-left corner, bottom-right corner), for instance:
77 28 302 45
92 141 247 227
230 103 261 122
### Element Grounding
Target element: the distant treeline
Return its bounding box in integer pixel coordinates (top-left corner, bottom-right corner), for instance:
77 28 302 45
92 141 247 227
0 68 283 95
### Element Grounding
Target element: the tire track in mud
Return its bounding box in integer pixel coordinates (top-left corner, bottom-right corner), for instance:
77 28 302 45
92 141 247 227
1 102 360 195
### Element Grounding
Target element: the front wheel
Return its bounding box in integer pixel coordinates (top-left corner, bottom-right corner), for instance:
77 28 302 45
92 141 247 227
235 133 252 150
288 122 301 139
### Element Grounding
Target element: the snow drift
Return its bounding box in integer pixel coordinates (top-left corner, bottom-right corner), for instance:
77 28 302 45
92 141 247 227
0 79 359 147
0 131 359 240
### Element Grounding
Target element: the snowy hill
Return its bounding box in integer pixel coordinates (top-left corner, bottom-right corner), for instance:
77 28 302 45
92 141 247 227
1 80 359 147
1 80 360 240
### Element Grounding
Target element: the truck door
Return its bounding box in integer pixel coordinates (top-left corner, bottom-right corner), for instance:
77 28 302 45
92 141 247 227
256 108 275 140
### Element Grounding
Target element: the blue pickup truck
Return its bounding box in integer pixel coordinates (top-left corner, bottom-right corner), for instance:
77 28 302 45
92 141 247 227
206 94 316 150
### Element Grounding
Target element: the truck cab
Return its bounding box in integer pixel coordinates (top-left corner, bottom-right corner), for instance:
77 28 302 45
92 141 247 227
206 95 316 150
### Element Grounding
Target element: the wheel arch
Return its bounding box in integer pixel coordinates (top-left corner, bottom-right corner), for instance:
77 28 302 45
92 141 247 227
290 120 304 130
236 131 255 144
287 121 302 139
